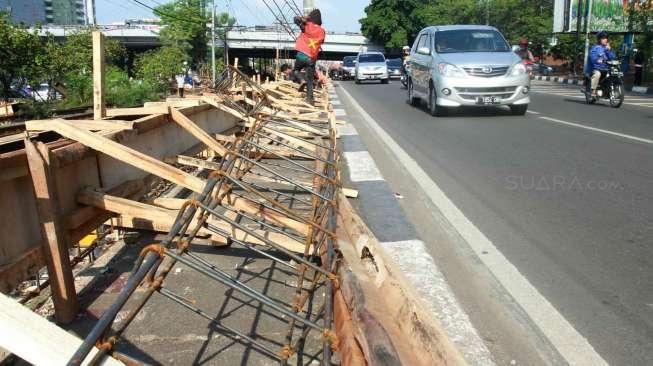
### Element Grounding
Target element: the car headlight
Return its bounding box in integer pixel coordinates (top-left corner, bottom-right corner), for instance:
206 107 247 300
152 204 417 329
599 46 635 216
510 63 527 76
438 63 464 77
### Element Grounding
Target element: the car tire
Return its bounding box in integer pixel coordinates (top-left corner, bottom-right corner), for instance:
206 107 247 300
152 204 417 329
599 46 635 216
381 78 389 84
510 104 528 115
428 84 446 117
407 80 419 106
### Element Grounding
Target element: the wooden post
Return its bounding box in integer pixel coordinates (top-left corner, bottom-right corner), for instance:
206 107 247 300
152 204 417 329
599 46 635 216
24 137 78 324
92 30 105 120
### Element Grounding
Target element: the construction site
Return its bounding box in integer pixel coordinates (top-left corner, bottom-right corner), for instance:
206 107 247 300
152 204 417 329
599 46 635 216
0 30 464 365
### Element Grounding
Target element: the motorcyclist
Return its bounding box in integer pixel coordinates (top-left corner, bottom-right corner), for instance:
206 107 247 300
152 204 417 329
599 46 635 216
401 45 411 86
587 31 615 97
516 37 534 62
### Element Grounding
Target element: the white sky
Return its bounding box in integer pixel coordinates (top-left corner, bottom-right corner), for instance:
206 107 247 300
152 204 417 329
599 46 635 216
96 0 368 33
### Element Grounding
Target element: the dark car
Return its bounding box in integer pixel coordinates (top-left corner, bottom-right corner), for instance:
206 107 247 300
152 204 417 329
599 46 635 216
342 56 357 80
386 58 403 79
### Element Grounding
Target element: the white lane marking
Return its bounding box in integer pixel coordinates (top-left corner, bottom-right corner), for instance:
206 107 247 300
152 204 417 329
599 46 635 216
535 115 653 145
336 123 358 136
334 108 347 117
382 240 495 365
339 85 608 366
342 151 384 182
526 110 540 115
331 100 342 106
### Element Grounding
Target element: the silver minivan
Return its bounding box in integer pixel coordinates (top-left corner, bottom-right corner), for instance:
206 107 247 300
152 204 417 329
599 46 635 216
407 25 530 116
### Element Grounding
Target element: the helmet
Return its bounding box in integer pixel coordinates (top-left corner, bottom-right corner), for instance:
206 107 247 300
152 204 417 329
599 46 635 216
596 31 609 41
402 45 410 51
519 37 528 45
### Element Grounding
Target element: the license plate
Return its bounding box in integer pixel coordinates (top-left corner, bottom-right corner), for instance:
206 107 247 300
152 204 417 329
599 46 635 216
476 96 501 105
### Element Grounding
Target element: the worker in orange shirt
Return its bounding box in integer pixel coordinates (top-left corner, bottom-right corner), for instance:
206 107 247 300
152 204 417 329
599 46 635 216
293 9 325 105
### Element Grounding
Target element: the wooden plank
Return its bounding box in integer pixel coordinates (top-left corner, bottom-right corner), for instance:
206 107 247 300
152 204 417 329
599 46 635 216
200 96 257 125
26 119 134 132
45 119 206 193
342 187 359 198
337 193 466 366
24 138 78 324
46 120 308 235
92 31 105 120
105 105 169 117
169 107 228 157
261 126 317 152
0 293 123 366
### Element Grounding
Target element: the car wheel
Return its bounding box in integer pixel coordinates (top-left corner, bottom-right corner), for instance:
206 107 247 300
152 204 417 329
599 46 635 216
510 104 528 115
407 80 418 106
428 84 446 117
381 78 389 84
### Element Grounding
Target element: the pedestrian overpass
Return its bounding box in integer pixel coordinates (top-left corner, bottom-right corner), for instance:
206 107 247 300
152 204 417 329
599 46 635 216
33 25 383 59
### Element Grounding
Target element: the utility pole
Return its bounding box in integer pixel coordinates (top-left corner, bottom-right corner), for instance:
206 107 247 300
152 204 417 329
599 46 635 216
573 0 584 75
486 0 490 25
211 0 216 86
582 0 594 74
303 0 314 15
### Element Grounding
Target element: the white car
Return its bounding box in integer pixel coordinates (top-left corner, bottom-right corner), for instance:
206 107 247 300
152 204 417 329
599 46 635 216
355 52 389 84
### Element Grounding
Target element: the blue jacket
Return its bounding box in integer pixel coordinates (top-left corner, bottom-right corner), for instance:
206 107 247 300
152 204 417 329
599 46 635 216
587 44 615 73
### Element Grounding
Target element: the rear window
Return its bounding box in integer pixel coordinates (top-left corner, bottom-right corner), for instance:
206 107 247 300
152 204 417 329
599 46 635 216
435 29 510 53
343 56 356 66
358 53 385 63
386 58 402 67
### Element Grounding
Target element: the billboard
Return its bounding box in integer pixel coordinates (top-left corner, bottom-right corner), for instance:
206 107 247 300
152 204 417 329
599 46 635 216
554 0 630 33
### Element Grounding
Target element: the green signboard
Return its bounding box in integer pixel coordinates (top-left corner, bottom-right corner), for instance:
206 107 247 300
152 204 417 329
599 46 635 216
568 0 629 32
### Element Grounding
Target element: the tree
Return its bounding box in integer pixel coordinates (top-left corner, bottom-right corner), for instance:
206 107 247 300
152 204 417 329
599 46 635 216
360 0 554 53
0 12 43 100
360 0 423 50
629 1 653 81
134 45 187 92
154 0 209 67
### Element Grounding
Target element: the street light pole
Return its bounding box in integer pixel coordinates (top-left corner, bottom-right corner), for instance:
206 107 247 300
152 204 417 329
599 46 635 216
211 0 216 86
582 0 594 75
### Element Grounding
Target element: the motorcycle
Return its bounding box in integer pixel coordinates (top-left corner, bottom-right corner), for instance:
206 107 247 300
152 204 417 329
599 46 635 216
582 60 625 108
400 59 409 89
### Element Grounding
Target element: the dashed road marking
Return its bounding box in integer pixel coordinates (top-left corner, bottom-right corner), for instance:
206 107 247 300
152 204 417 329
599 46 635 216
334 108 347 117
534 114 653 145
336 123 358 136
342 151 384 182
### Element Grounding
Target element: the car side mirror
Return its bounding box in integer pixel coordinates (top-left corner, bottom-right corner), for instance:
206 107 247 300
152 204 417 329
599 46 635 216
417 47 431 55
353 60 357 64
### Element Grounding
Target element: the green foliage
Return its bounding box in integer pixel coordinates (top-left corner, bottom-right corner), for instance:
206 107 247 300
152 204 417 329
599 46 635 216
360 0 554 52
155 0 209 67
105 66 158 107
135 45 187 92
360 0 423 49
0 13 43 99
549 33 577 62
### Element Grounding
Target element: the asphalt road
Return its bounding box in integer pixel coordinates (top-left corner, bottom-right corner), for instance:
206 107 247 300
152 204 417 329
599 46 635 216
337 79 653 365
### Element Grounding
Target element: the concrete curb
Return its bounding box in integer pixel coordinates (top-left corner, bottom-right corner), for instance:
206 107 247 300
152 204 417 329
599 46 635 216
531 75 653 94
329 83 496 366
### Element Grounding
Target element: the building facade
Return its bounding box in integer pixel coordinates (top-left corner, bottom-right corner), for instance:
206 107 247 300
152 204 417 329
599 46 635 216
0 0 90 25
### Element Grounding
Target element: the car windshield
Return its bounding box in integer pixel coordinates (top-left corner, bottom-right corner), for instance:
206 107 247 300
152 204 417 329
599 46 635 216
386 58 402 67
343 57 356 67
358 54 385 63
436 29 510 53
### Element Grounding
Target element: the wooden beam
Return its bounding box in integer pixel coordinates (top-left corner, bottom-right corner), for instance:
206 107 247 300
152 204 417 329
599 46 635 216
26 119 134 132
105 105 169 117
24 138 78 324
0 293 123 366
92 30 105 120
46 119 308 235
169 107 228 157
44 119 206 193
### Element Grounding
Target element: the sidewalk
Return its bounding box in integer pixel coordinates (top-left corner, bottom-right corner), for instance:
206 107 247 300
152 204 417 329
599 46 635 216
531 75 653 94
